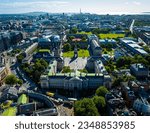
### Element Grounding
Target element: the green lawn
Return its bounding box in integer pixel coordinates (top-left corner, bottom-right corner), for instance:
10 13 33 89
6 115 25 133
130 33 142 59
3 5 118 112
63 51 74 57
63 49 90 57
102 48 114 56
99 34 125 39
17 94 28 105
2 107 17 116
38 49 50 53
78 32 125 39
78 31 92 35
78 49 90 57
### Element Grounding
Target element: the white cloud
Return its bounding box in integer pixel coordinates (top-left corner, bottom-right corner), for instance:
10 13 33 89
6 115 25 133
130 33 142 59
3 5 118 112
0 1 70 13
125 2 129 5
0 1 70 8
133 1 141 5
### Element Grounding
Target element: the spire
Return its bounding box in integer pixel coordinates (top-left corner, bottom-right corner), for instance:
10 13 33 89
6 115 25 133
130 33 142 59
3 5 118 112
80 8 82 14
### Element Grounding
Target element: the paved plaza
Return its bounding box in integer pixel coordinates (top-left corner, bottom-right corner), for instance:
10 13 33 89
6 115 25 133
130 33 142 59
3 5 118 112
64 57 87 70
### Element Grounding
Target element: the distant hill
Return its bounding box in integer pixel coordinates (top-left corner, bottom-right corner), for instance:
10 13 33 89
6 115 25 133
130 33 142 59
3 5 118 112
142 12 150 14
22 12 48 16
0 12 48 16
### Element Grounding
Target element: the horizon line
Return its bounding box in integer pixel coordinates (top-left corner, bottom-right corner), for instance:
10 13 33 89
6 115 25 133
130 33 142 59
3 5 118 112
0 11 150 15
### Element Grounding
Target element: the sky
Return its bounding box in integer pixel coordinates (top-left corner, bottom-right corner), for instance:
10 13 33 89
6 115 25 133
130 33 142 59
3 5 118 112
0 0 149 14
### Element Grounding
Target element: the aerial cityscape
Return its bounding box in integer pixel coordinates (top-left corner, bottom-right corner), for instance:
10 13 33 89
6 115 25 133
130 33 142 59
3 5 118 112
0 0 150 116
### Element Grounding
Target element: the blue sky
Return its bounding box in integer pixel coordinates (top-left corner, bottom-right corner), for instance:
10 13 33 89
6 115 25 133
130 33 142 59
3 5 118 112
0 0 149 14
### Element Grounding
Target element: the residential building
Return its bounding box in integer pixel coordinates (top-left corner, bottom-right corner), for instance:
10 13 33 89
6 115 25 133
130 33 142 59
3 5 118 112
0 87 18 102
130 64 149 79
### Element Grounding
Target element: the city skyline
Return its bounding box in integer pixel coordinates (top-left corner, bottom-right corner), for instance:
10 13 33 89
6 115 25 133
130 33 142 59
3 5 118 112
0 0 150 14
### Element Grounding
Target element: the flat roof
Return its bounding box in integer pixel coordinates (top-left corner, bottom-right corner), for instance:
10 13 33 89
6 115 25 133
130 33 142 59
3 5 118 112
122 39 148 55
122 39 135 44
128 43 142 49
128 43 148 54
136 49 148 54
48 71 103 77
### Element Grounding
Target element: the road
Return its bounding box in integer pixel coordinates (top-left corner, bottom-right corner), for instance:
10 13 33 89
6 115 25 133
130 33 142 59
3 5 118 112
130 19 135 34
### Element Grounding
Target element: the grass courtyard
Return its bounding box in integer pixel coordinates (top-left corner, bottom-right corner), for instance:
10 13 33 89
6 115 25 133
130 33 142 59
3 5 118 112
2 107 17 116
99 33 125 39
63 49 90 57
102 48 114 56
78 31 125 39
78 31 92 35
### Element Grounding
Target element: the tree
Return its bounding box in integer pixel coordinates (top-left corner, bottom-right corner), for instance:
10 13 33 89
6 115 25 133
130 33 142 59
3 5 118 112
20 58 48 84
33 70 41 83
70 28 78 34
5 75 18 85
39 59 48 68
92 28 101 34
17 54 24 63
145 55 150 66
112 77 124 87
74 98 99 116
116 56 132 68
92 96 106 114
62 66 72 73
68 36 75 42
143 46 150 53
17 79 23 85
81 36 87 42
63 43 71 52
96 86 109 97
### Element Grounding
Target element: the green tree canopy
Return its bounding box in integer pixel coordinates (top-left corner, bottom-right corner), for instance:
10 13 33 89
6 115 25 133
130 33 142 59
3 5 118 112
17 79 23 85
63 43 71 52
92 96 106 109
62 66 72 73
70 28 78 34
96 86 109 97
5 74 18 85
17 53 24 63
116 55 149 69
20 59 48 83
74 98 99 116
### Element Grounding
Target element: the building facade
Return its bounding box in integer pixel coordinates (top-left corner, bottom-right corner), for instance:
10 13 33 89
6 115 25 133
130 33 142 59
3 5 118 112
40 72 111 98
0 66 8 86
130 64 149 78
